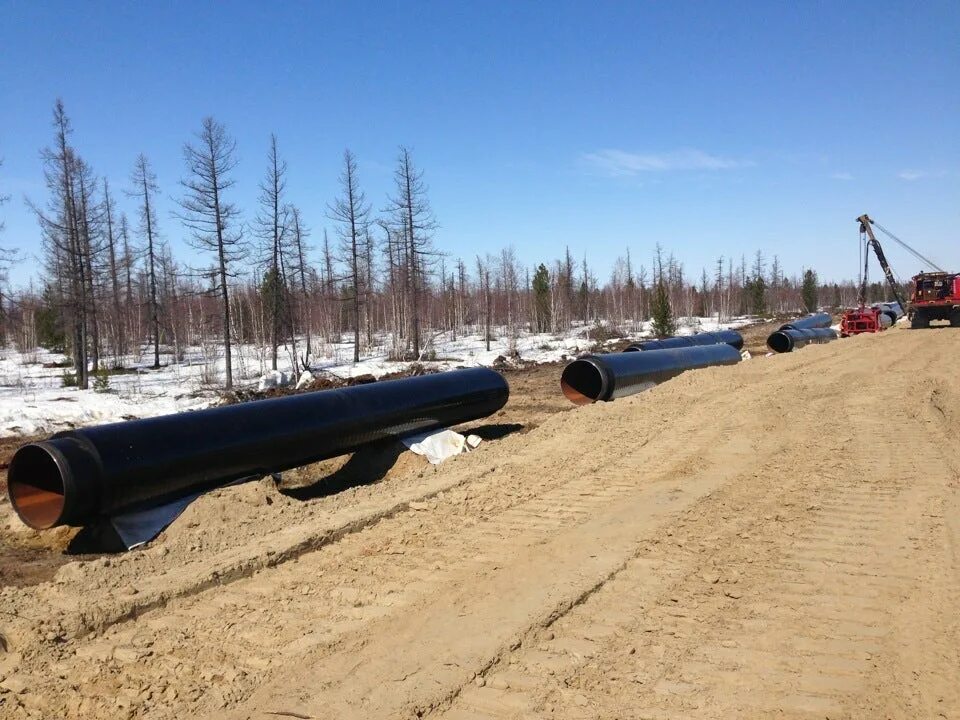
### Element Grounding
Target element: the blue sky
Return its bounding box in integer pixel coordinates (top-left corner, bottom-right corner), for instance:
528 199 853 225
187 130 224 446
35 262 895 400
1 0 958 288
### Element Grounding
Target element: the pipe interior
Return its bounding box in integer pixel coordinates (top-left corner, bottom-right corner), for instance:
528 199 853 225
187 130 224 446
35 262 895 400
767 332 792 354
8 445 66 529
560 361 603 405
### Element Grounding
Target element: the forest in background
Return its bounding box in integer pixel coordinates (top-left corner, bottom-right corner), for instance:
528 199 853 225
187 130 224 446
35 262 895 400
0 101 899 390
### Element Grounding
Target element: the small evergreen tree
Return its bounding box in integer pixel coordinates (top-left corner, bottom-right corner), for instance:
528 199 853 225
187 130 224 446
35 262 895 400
532 263 551 332
695 268 709 317
747 275 767 315
651 278 676 337
801 269 819 313
260 266 285 335
36 285 66 350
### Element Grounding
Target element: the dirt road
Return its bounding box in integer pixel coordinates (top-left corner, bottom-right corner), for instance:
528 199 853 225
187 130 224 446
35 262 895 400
1 327 958 719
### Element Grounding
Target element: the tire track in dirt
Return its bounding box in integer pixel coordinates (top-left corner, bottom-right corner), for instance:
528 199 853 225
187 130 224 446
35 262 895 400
435 331 960 720
0 366 571 640
3 329 958 719
2 370 749 718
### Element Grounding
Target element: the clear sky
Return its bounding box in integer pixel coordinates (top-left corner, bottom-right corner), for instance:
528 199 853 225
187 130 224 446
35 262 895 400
1 0 958 289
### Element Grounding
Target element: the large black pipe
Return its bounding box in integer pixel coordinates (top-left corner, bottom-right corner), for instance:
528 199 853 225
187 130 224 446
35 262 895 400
625 330 744 352
778 313 832 331
766 327 838 353
8 368 509 530
561 344 741 405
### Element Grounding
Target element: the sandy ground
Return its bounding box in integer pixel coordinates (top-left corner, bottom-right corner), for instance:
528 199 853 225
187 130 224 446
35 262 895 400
1 325 958 719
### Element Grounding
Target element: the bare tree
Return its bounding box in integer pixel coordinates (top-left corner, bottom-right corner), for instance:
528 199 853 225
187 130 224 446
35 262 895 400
0 156 8 234
31 101 94 387
0 156 19 342
101 179 125 361
130 154 162 368
75 156 104 373
320 228 337 343
254 134 288 370
286 204 313 371
386 147 437 358
476 254 492 352
327 149 370 363
176 117 244 388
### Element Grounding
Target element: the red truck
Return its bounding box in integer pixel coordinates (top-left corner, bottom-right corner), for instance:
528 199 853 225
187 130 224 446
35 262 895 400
842 215 957 334
909 271 960 328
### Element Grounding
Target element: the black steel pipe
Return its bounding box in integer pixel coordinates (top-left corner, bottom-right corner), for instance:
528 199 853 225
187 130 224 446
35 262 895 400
767 327 838 353
625 330 743 352
561 344 742 405
7 368 509 530
778 313 832 331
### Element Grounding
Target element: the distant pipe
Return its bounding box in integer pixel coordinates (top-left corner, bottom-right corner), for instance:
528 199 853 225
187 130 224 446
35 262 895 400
874 302 903 325
561 344 742 405
625 330 744 352
778 313 833 331
767 327 838 353
8 368 509 530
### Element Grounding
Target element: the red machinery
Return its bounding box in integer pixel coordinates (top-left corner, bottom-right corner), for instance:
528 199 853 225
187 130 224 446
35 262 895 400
840 215 908 336
909 272 960 328
840 306 883 336
841 214 957 334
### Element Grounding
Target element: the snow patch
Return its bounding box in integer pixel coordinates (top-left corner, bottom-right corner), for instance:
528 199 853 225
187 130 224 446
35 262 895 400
0 316 756 438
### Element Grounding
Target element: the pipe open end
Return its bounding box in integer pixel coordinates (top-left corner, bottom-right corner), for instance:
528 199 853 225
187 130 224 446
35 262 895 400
8 444 66 529
560 360 604 405
767 331 792 354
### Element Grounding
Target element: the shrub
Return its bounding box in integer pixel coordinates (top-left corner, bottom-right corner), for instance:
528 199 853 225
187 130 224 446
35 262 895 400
93 369 110 393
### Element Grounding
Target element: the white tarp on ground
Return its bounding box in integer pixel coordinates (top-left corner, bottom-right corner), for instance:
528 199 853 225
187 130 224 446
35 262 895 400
402 429 482 465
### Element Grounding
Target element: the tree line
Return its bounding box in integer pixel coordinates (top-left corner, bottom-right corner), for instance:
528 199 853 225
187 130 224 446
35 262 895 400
0 101 898 389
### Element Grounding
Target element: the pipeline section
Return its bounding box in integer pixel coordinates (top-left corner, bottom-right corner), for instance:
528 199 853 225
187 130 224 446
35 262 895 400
874 302 903 327
777 313 832 331
561 344 742 405
625 330 744 352
766 327 838 353
7 368 509 530
766 313 836 353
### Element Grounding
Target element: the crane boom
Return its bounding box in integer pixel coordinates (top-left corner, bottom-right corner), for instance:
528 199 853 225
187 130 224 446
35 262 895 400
857 214 908 312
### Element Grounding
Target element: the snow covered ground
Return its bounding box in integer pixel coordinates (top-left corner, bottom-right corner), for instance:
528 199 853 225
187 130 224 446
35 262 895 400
0 316 756 437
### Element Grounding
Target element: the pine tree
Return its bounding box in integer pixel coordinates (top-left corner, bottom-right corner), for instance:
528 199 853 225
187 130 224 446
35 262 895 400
532 263 551 332
651 278 675 337
327 149 370 363
649 246 675 337
176 117 244 388
130 154 162 368
801 269 819 313
747 275 767 316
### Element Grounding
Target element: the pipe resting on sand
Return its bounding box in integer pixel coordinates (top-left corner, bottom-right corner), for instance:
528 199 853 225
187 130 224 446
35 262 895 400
766 327 838 353
8 368 509 529
624 330 743 352
561 344 742 405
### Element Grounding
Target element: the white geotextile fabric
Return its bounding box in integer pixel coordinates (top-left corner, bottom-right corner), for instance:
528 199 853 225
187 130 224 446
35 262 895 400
402 429 482 465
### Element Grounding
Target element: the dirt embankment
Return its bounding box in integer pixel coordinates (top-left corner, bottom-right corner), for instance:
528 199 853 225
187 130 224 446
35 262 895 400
1 327 958 720
0 363 573 588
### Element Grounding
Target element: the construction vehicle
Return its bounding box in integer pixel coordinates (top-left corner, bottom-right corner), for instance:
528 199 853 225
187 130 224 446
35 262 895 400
910 271 960 328
841 214 959 335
